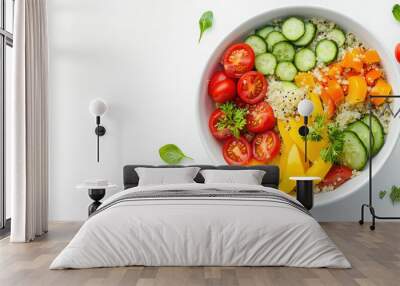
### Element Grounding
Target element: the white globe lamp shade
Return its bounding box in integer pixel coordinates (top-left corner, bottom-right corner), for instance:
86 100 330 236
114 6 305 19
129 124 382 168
298 99 314 117
89 99 107 117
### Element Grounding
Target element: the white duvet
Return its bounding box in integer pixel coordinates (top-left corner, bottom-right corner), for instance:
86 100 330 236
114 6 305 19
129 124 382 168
50 183 350 269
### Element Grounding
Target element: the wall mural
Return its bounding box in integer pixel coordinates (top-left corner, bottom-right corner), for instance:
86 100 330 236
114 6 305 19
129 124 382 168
199 10 397 204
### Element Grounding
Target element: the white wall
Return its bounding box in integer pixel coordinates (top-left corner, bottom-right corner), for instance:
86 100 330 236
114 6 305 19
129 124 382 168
48 0 400 221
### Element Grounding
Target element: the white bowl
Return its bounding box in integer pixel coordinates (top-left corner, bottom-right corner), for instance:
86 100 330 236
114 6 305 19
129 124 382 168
197 6 400 207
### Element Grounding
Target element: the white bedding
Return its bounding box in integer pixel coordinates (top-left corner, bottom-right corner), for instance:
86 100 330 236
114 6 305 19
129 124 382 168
50 183 350 269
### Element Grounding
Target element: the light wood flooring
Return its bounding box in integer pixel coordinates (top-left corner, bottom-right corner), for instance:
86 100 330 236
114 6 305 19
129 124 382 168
0 222 399 286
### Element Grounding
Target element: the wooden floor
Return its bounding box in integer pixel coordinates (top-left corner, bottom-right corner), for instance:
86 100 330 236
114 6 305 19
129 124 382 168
0 222 399 286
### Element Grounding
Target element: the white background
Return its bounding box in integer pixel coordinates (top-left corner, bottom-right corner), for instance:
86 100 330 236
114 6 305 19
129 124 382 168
48 0 400 221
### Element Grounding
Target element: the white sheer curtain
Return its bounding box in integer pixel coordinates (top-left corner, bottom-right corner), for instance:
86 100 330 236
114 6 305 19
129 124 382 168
9 0 48 242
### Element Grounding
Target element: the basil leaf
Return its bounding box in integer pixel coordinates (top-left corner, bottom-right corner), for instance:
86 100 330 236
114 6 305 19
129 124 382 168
159 144 192 164
390 185 400 204
393 4 400 22
198 11 213 43
379 190 387 199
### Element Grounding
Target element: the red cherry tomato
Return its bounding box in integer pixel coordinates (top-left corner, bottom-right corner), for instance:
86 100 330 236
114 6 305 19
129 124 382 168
318 165 353 189
395 43 400 63
246 101 276 133
208 109 232 140
222 43 255 78
222 136 252 165
237 71 268 104
208 71 236 103
252 131 281 162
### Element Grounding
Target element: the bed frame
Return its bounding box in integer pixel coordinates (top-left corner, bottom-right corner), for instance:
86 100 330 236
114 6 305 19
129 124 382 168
123 165 280 189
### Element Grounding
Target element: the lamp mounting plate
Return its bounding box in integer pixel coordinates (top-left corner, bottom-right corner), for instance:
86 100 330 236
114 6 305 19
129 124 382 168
95 126 106 136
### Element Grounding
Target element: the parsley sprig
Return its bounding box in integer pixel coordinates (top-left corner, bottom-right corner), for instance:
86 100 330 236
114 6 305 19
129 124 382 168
320 123 345 163
304 114 325 142
216 102 247 138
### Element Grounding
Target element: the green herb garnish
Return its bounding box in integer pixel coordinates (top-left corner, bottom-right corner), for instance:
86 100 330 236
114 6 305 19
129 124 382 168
159 144 192 164
304 114 325 142
379 190 387 199
389 185 400 204
320 123 345 163
198 11 213 43
393 4 400 22
216 102 247 138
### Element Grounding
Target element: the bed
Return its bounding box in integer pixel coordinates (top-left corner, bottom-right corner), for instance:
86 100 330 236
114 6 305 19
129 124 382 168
50 165 350 269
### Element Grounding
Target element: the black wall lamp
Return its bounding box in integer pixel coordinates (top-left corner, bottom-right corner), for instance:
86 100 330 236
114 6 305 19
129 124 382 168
297 99 314 163
89 99 108 162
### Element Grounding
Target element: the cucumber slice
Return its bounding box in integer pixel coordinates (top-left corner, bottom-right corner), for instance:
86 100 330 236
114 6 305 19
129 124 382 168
255 53 277 75
272 42 296 62
361 114 385 156
280 81 298 92
293 22 316 46
245 35 267 56
347 121 374 156
275 62 297 81
328 28 346 47
282 17 305 41
256 26 274 39
340 131 368 171
316 39 338 63
266 31 287 52
294 48 316 71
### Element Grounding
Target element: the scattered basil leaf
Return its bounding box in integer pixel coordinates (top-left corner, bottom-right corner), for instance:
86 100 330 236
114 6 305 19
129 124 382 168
393 4 400 22
159 144 192 164
198 11 213 43
389 185 400 204
379 190 387 199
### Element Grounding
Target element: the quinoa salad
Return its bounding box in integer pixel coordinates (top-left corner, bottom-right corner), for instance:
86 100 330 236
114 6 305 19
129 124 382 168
206 16 392 196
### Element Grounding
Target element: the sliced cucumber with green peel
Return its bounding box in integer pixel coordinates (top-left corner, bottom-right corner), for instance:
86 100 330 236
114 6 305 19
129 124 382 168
347 121 374 156
327 28 346 47
340 131 368 171
361 114 385 156
293 22 316 46
266 31 287 52
275 62 297 81
280 81 298 92
294 48 316 71
245 35 267 55
282 17 305 41
316 39 338 63
256 26 275 39
272 42 296 62
255 53 277 75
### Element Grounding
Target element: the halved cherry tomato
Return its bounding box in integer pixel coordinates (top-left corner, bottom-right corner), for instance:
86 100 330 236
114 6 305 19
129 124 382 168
252 131 281 162
208 71 236 103
320 91 335 119
246 101 276 133
208 109 232 140
237 71 268 104
318 165 353 189
222 43 255 78
395 43 400 63
223 136 252 165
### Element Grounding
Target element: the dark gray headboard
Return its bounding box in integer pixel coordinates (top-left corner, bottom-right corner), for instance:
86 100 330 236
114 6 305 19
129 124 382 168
123 165 280 189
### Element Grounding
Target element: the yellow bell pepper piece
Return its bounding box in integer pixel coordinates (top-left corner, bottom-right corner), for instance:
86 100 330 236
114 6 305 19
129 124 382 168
305 158 332 184
346 75 367 105
370 79 392 106
308 92 324 121
288 117 329 162
279 144 306 193
294 72 315 90
278 120 296 193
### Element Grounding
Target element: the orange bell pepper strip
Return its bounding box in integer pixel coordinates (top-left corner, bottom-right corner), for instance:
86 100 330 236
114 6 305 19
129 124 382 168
327 63 343 79
363 49 380 64
341 48 364 73
346 75 367 104
370 79 392 106
320 91 335 119
326 79 344 106
365 69 382 86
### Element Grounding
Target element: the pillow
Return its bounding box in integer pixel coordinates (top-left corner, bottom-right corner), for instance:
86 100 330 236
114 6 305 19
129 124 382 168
200 169 266 185
135 167 201 186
